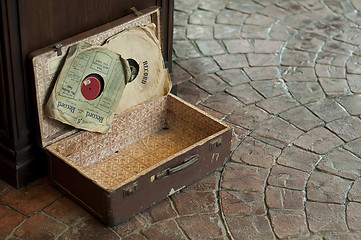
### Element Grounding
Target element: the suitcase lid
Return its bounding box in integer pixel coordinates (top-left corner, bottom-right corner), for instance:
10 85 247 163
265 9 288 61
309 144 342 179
29 7 162 148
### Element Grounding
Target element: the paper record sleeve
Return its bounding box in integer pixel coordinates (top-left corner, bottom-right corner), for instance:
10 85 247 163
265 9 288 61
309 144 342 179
103 23 171 113
45 42 131 133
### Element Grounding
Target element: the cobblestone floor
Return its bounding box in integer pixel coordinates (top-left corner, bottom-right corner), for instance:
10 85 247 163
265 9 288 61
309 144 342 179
2 0 361 239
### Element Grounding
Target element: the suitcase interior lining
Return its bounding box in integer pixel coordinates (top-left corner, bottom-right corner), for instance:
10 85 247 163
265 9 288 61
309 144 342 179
32 13 153 148
47 95 227 191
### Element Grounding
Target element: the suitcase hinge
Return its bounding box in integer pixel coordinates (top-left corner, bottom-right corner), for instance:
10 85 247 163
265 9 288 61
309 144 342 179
131 7 142 16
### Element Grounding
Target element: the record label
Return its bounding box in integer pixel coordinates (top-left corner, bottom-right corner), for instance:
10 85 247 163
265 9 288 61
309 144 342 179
81 74 103 100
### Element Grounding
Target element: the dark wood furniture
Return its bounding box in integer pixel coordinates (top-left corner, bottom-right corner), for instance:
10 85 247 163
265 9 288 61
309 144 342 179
0 0 174 188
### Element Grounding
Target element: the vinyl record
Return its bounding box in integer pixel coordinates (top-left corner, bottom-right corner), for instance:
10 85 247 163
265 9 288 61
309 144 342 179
103 23 171 113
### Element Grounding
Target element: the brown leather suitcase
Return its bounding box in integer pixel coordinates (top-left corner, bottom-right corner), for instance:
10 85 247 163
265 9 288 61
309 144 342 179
29 6 231 226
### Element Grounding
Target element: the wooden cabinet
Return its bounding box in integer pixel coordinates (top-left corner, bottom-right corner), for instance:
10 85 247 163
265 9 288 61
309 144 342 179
0 0 173 188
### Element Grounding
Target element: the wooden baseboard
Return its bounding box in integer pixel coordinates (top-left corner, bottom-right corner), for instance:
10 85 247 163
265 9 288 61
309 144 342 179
0 150 47 189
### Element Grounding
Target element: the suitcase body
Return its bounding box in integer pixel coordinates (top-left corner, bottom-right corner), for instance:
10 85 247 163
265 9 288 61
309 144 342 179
30 6 231 226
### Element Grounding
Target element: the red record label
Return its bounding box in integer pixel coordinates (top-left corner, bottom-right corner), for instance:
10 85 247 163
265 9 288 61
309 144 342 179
81 75 102 100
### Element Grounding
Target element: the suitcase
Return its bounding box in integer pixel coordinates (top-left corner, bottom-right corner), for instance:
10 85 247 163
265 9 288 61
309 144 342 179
29 6 232 226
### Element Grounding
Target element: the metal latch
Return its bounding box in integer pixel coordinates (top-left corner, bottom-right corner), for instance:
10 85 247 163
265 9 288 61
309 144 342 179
209 137 222 151
54 44 63 56
123 181 138 197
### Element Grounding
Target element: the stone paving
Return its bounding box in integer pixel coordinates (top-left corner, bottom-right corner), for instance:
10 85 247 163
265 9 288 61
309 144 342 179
2 0 361 239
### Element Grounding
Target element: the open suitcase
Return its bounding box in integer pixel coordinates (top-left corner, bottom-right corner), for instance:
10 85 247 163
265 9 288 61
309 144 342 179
29 6 232 226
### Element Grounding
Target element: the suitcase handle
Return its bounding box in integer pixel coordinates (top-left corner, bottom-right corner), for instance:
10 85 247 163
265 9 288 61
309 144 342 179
155 154 199 179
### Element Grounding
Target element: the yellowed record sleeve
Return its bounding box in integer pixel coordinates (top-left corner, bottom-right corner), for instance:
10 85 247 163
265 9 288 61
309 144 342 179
104 23 171 114
46 42 131 133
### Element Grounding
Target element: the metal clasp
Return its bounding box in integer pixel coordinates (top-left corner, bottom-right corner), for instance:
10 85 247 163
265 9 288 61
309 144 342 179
123 181 138 198
55 44 63 56
209 137 222 151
